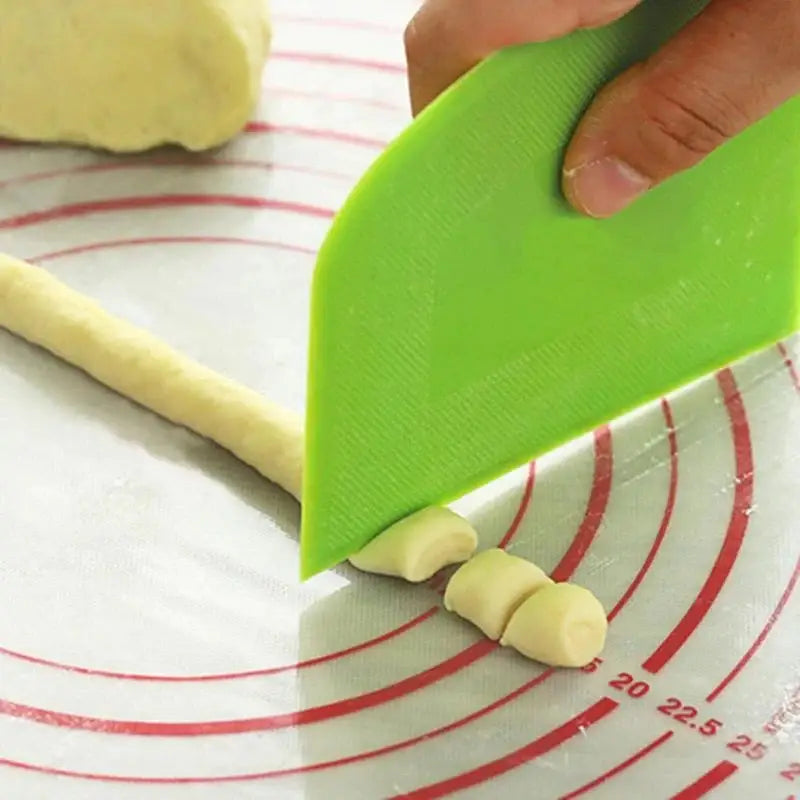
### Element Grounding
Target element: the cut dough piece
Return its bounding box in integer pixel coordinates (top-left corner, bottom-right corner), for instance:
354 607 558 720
444 548 553 640
500 583 607 668
0 254 303 499
0 0 271 152
348 507 478 583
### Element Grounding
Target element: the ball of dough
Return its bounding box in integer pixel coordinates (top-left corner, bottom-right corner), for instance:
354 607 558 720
443 548 553 640
499 583 607 668
0 0 271 152
348 507 478 583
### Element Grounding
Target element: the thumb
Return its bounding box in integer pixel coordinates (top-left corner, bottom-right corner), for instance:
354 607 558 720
563 0 800 218
405 0 643 116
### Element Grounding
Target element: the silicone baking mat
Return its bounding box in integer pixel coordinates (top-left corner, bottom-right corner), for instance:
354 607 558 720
0 2 798 798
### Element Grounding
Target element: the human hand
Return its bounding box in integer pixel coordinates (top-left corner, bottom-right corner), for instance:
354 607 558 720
404 0 800 217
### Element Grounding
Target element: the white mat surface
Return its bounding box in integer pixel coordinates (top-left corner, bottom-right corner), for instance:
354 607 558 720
1 3 798 798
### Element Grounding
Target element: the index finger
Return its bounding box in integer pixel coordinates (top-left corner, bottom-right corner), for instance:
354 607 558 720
405 0 642 115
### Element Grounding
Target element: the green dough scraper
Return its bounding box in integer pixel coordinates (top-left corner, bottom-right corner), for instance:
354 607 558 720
300 0 800 579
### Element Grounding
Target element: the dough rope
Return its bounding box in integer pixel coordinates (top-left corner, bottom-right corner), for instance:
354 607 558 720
0 254 303 498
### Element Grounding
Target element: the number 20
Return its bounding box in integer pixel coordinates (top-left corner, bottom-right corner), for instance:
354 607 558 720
608 672 650 698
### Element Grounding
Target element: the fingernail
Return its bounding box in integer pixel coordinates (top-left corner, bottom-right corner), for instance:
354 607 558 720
565 157 650 218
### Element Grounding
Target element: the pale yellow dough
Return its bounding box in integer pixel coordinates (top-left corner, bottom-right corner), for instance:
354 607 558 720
500 583 608 668
0 254 302 498
1 255 489 588
444 548 553 640
348 507 478 583
0 0 271 152
0 254 608 671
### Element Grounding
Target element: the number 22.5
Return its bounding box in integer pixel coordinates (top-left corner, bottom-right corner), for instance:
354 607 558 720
657 698 722 736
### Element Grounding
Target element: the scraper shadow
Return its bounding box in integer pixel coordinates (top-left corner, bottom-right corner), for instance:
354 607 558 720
292 435 608 799
0 330 300 538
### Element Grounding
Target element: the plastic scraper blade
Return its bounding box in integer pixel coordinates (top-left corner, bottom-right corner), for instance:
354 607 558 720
300 0 800 579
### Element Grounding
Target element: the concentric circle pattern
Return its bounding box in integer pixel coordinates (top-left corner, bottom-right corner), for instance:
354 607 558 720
0 2 798 798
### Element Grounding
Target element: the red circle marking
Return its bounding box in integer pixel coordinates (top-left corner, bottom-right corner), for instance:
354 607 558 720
391 699 620 800
526 362 777 800
0 455 526 684
0 355 757 791
1 123 387 153
0 395 534 682
271 13 401 34
542 349 794 800
642 368 754 675
607 399 678 622
0 608 440 684
0 699 620 786
705 343 800 701
0 406 689 783
0 431 611 733
32 236 315 263
0 464 538 691
0 158 354 192
11 333 761 788
269 86 407 112
382 371 753 800
0 7 781 787
270 51 405 74
707 554 800 703
0 240 540 682
0 257 541 684
0 218 541 680
559 732 675 799
496 461 537 550
671 761 739 799
243 122 387 148
429 461 537 595
0 194 333 232
550 426 612 582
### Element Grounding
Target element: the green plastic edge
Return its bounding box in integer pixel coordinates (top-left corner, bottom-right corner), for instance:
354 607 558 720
301 2 800 579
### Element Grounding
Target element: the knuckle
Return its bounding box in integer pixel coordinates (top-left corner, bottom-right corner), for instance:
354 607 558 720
635 78 744 171
403 2 451 62
403 18 420 60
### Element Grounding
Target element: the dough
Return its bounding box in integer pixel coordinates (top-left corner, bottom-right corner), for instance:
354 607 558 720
0 255 481 581
500 583 607 668
444 548 553 640
0 254 303 498
0 0 271 152
348 507 478 583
